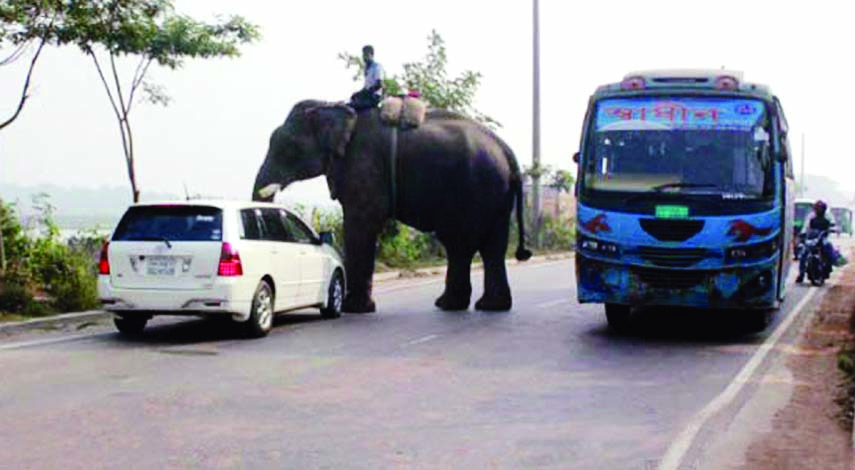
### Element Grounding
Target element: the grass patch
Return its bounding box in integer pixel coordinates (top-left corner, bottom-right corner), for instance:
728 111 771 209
0 312 29 323
836 344 855 428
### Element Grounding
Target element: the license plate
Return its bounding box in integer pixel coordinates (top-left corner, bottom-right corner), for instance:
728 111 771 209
146 256 176 276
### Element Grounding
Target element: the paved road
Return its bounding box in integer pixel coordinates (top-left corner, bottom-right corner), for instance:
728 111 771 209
0 255 832 469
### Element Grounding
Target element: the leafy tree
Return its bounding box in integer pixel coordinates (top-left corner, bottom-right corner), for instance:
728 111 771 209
339 30 499 128
58 0 259 202
1 1 259 202
548 169 575 194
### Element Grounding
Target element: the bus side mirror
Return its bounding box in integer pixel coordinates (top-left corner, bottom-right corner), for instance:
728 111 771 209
573 152 580 164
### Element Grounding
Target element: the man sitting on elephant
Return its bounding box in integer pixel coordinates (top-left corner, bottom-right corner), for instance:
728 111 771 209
253 99 532 314
348 45 384 111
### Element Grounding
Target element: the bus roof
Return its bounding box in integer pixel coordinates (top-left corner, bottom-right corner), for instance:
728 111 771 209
593 69 774 100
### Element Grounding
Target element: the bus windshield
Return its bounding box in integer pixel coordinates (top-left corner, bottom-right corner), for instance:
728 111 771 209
583 97 773 200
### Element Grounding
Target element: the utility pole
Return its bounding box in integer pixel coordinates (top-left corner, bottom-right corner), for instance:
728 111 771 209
531 0 542 247
800 133 806 197
0 197 5 276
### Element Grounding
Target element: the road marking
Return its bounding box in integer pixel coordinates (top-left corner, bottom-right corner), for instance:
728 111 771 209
536 299 571 309
402 334 439 346
657 287 819 470
0 332 108 351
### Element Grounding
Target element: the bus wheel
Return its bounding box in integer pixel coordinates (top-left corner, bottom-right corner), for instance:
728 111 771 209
605 304 632 332
745 308 774 333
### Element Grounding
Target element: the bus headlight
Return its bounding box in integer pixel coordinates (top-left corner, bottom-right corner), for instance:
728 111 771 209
579 237 620 256
726 237 779 263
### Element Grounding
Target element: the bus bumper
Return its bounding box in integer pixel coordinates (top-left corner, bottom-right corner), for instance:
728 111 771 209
575 254 779 309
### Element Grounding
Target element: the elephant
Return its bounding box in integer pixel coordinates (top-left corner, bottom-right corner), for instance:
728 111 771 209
252 100 532 313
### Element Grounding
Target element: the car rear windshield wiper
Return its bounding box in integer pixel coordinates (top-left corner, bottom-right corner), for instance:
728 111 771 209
137 235 172 248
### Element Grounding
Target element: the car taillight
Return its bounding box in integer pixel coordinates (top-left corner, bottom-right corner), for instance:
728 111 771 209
98 241 110 275
218 242 243 276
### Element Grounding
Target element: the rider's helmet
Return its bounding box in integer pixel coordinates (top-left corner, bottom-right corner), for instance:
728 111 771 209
814 200 828 216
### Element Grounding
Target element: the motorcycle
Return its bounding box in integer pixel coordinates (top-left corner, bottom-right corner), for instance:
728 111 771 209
798 229 830 286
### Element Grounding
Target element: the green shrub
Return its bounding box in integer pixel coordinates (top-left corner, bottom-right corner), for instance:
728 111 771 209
0 196 100 315
378 223 444 268
21 299 50 317
0 283 34 313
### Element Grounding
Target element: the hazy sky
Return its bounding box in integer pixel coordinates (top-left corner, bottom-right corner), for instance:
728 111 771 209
1 0 853 205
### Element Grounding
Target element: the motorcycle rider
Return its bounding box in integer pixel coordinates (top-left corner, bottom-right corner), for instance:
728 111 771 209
796 200 835 283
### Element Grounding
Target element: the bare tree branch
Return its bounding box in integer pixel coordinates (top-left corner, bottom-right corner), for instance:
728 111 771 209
0 41 31 67
88 48 124 127
0 36 47 131
109 53 129 117
127 57 152 114
106 52 139 202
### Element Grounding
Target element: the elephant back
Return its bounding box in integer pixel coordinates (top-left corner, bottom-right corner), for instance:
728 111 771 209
379 96 427 129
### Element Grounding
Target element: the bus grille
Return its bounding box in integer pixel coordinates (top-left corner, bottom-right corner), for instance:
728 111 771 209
636 246 709 268
640 219 705 242
633 267 708 289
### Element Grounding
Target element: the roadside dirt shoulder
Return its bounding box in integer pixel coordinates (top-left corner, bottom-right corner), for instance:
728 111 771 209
740 261 855 469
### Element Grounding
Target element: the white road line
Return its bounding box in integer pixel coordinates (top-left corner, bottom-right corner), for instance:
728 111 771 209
0 332 107 351
657 287 819 470
402 334 439 347
536 299 571 309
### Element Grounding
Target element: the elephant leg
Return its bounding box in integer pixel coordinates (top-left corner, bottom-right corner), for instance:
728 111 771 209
341 226 379 314
475 218 513 312
435 245 475 311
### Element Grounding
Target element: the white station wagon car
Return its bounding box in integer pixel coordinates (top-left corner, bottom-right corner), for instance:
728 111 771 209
98 200 345 337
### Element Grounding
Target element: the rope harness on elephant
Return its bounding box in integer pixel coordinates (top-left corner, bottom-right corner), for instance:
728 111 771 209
379 96 426 220
389 126 398 219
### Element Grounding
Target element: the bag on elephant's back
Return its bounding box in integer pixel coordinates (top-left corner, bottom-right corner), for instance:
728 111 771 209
379 96 427 129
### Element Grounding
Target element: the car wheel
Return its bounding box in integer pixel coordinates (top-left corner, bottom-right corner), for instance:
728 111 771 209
245 281 274 338
605 303 632 332
320 271 344 319
114 315 148 335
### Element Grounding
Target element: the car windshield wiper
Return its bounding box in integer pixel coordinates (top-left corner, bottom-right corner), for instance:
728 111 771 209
622 183 719 204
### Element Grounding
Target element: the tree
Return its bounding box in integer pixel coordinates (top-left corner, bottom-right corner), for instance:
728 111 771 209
523 164 575 220
59 0 259 202
547 168 574 219
0 0 62 131
339 30 499 128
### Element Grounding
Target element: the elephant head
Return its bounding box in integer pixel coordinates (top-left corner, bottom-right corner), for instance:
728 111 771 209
253 100 357 201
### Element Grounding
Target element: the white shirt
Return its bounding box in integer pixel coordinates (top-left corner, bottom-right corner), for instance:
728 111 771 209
364 62 385 92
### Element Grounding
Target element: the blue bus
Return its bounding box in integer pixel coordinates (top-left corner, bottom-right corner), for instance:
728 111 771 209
573 70 795 331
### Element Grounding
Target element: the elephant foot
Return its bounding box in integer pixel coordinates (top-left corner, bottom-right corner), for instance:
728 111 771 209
342 296 376 314
435 293 470 311
475 295 512 312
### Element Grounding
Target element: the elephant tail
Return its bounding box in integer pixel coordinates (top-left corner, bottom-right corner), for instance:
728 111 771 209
514 180 533 261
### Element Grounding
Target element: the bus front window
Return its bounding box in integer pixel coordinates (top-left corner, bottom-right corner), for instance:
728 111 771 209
583 97 773 200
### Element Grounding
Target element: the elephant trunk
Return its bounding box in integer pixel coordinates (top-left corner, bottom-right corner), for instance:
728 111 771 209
252 159 288 202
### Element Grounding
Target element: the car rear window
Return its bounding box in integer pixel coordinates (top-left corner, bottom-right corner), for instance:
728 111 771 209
112 205 223 242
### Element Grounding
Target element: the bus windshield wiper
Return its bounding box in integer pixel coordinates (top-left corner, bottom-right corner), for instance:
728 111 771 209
649 182 718 192
622 183 718 204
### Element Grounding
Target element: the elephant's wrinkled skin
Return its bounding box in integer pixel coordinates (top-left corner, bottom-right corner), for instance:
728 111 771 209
253 100 532 313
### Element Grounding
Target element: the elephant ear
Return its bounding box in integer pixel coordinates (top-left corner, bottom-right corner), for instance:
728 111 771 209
306 104 357 159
